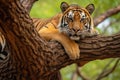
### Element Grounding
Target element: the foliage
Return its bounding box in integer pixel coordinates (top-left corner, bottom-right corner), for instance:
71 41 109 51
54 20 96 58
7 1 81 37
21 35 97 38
30 0 120 80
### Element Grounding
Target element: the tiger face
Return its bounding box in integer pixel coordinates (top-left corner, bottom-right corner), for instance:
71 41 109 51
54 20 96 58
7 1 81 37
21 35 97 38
59 2 96 41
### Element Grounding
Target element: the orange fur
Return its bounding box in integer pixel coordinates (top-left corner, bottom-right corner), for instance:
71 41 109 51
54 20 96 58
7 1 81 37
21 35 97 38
38 23 80 59
33 2 98 60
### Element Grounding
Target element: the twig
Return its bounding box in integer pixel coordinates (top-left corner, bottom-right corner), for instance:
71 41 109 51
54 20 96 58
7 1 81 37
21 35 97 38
71 72 78 80
96 58 120 80
76 67 89 80
71 66 89 80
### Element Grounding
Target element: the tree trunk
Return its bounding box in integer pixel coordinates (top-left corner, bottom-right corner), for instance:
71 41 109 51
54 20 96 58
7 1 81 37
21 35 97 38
0 0 120 80
0 0 58 79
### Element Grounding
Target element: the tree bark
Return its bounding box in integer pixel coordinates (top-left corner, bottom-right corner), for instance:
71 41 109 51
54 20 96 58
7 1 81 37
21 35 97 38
0 0 120 80
20 0 38 13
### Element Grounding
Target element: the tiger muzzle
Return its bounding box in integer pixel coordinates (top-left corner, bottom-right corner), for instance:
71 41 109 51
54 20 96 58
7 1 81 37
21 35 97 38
68 30 86 41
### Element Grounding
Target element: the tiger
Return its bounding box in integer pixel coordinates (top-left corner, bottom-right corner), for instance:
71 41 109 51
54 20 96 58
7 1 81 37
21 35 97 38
33 2 98 60
0 2 98 60
0 32 7 60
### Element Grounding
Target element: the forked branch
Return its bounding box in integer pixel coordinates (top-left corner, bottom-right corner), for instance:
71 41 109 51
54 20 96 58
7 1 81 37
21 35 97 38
0 0 120 80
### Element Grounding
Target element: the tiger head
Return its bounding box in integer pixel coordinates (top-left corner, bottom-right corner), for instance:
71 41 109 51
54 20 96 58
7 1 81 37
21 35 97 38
58 2 97 41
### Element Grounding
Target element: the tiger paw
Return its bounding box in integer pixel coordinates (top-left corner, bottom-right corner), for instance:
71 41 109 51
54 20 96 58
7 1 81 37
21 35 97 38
91 29 99 36
65 42 80 60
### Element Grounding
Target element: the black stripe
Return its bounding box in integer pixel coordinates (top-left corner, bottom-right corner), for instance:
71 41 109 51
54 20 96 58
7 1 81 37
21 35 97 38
44 25 48 28
51 22 57 29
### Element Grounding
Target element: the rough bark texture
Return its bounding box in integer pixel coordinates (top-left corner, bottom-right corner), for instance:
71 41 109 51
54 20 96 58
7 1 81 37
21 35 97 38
0 0 120 80
0 0 60 80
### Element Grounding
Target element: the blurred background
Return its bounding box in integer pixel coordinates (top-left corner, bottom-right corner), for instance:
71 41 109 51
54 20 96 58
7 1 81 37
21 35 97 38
30 0 120 80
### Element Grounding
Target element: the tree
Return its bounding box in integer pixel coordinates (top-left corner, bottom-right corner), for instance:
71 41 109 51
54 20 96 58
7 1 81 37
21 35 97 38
0 0 120 80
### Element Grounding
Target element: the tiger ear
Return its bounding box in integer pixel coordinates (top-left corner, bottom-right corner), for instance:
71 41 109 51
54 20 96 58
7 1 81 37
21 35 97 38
60 2 69 12
86 4 95 14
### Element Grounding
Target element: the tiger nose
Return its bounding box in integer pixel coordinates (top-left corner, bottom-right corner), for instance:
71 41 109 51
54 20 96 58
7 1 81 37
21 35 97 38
73 27 82 32
73 28 79 32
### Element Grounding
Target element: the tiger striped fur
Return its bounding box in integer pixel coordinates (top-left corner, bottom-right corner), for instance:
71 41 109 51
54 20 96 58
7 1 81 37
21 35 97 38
0 2 98 60
32 2 98 60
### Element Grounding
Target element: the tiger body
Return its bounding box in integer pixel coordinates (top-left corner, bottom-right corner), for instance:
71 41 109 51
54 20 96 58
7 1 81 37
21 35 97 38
0 2 98 60
0 32 7 60
33 14 80 60
32 2 98 60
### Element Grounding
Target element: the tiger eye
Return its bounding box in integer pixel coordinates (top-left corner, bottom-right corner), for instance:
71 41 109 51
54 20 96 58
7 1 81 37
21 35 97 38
80 18 84 21
63 22 68 27
82 15 85 19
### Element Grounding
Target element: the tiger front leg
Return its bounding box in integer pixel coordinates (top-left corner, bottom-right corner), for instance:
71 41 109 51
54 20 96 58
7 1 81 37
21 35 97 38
38 24 80 60
56 33 80 60
92 29 99 36
64 40 80 60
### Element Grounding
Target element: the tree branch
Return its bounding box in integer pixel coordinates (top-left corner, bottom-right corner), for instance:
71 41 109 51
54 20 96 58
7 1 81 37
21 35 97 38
20 0 38 13
71 72 78 80
71 66 89 80
94 5 120 26
76 67 89 80
1 0 120 80
96 58 120 80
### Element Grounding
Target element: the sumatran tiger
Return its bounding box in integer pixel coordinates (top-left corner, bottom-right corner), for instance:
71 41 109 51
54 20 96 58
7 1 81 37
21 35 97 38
33 2 98 60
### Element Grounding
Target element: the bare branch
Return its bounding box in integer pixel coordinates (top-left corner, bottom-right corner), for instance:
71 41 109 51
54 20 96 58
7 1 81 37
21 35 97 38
20 0 38 13
94 5 120 26
71 66 89 80
76 67 89 80
96 59 115 79
71 72 78 80
96 59 120 80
